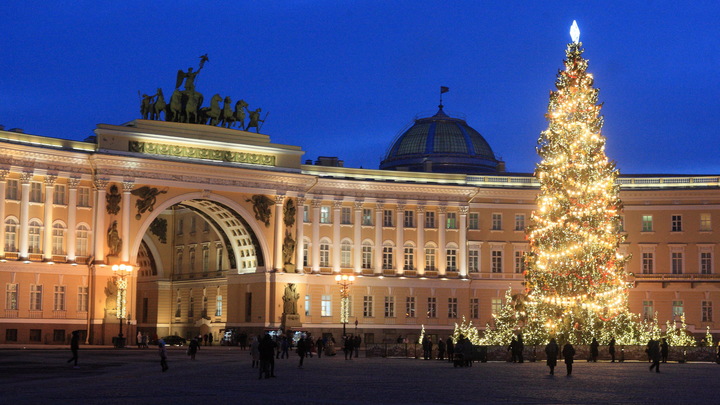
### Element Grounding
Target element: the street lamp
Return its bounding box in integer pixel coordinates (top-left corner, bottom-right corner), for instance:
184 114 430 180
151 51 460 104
112 264 133 346
335 274 355 336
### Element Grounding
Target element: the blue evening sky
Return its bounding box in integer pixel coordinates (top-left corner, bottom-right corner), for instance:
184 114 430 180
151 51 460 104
2 1 719 175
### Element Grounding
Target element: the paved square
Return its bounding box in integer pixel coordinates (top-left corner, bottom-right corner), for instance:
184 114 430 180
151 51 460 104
2 347 719 404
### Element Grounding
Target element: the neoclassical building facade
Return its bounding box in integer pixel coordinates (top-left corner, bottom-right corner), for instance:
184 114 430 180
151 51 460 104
0 115 718 345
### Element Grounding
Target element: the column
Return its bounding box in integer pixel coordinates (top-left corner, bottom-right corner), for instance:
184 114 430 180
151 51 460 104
332 201 342 273
374 203 383 275
0 169 8 257
43 175 57 260
416 206 425 275
121 181 133 262
66 178 80 261
274 195 285 272
93 178 108 263
353 201 363 273
18 172 32 259
459 206 468 277
295 197 305 272
396 204 405 274
438 206 447 276
311 199 321 273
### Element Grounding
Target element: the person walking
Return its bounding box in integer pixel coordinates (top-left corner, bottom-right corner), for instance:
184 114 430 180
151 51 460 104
508 338 518 363
562 341 575 376
344 336 353 360
590 337 599 362
258 334 277 378
609 337 616 363
517 333 525 363
316 336 325 359
187 337 200 360
67 330 80 368
353 335 361 358
208 332 213 346
660 338 669 363
648 339 661 373
446 337 454 363
297 336 308 368
158 339 169 372
437 338 446 360
137 331 143 349
250 335 260 368
545 338 559 375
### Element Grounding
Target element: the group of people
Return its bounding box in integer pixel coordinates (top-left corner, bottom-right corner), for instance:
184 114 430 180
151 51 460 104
418 336 458 361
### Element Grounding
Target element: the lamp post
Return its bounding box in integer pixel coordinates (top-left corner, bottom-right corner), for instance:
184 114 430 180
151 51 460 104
112 264 133 347
335 274 355 336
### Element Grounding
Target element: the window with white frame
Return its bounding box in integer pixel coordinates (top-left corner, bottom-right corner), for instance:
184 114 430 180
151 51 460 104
321 295 332 317
446 247 457 271
491 298 502 315
700 213 712 232
362 242 372 269
202 245 210 272
514 250 525 274
406 296 415 318
671 250 684 274
383 210 393 227
303 205 309 222
6 283 18 310
491 249 503 273
362 209 372 226
470 298 479 319
216 291 223 316
30 284 42 311
382 244 394 270
215 246 223 270
643 300 654 320
6 179 19 200
53 285 65 311
319 242 330 267
425 211 436 228
491 213 502 230
642 215 653 232
446 212 457 229
341 241 352 267
427 297 437 318
76 225 89 257
384 296 395 317
175 292 181 317
642 252 654 274
448 297 458 318
700 250 713 274
404 210 414 228
672 300 683 319
5 218 18 252
303 241 309 267
341 207 352 224
363 295 374 317
52 223 65 255
468 248 479 273
77 187 91 207
305 294 311 316
403 245 414 270
468 212 479 230
53 184 66 205
30 182 42 202
77 286 88 312
514 214 525 231
702 301 713 322
28 219 42 254
671 215 683 232
320 206 331 224
425 246 436 271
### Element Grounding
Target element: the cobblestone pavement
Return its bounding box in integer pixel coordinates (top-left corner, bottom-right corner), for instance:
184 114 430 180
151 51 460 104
2 346 720 404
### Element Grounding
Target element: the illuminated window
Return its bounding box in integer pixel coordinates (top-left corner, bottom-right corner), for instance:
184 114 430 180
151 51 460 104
303 205 309 222
446 212 457 229
672 301 683 319
643 300 654 320
425 245 436 271
362 209 372 226
491 298 502 315
52 224 65 255
28 220 42 254
76 225 89 257
216 291 223 317
321 295 332 317
642 215 653 232
4 218 18 252
700 213 712 232
341 241 352 267
6 283 18 310
319 242 330 267
304 295 311 316
320 206 331 224
405 296 415 318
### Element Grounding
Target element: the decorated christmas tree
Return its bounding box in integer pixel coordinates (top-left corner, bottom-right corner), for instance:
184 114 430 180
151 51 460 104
524 21 631 343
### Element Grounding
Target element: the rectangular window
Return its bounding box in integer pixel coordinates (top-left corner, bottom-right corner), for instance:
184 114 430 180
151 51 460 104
384 296 395 318
403 246 414 270
320 206 331 224
643 300 654 320
404 210 414 228
29 329 41 342
319 243 330 267
6 179 19 200
202 247 210 272
671 215 683 232
491 213 502 230
363 296 374 317
446 249 457 271
341 243 352 267
702 301 713 322
53 285 65 311
701 251 713 274
491 298 502 315
303 205 309 222
425 248 436 271
382 246 393 270
514 214 525 231
468 213 479 230
321 295 332 317
176 219 184 235
448 297 458 319
491 250 503 273
425 211 435 228
305 294 311 316
6 283 18 310
700 213 712 232
362 244 372 269
383 210 393 227
53 184 66 205
405 296 415 318
30 284 42 311
5 329 18 342
672 251 684 274
30 182 42 202
341 207 352 224
53 329 65 343
642 215 653 232
427 297 437 318
216 294 223 317
77 187 91 207
362 209 373 226
468 249 479 273
642 252 654 274
672 300 684 318
470 298 479 319
514 251 525 274
303 242 309 267
446 212 457 229
175 293 181 318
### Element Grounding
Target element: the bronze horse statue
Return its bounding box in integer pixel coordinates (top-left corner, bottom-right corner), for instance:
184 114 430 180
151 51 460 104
151 88 166 120
219 96 234 128
232 99 249 130
168 90 183 122
200 94 223 126
184 91 204 124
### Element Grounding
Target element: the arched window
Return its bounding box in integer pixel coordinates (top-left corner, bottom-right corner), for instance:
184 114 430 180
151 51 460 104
319 240 330 267
446 243 458 271
4 217 18 252
341 240 352 267
76 224 90 257
425 243 437 271
362 241 373 270
52 223 66 255
202 245 210 272
382 242 395 270
28 220 42 254
403 242 415 270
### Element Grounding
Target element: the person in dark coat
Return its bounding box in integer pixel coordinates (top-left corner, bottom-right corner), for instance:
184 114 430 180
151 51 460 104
67 330 80 368
648 339 661 372
508 338 518 363
353 335 361 358
316 337 325 359
660 338 669 363
562 342 575 376
590 338 599 362
517 333 525 363
187 338 200 360
297 337 307 368
608 337 616 363
343 336 354 360
446 337 454 363
437 338 446 360
422 336 432 360
545 338 559 375
158 339 168 372
258 334 277 378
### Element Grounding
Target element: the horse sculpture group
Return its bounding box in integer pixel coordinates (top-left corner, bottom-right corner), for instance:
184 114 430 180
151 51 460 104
141 89 255 130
